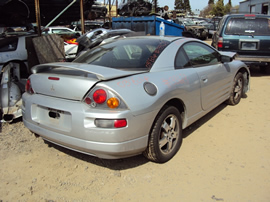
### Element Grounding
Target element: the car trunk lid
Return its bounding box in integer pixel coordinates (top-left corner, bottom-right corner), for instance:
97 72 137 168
30 62 146 100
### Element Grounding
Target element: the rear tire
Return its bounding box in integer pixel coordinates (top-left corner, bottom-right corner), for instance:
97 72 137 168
227 72 244 105
143 105 182 163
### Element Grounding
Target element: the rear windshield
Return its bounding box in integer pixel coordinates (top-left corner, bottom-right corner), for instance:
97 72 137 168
225 17 270 36
74 38 170 70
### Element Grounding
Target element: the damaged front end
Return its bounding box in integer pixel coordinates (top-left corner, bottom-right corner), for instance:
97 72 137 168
186 25 208 40
0 63 28 122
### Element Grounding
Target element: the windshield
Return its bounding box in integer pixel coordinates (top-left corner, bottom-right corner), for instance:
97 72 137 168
225 17 270 36
74 38 170 70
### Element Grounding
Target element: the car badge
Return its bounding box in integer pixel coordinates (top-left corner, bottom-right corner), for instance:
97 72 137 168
51 85 55 91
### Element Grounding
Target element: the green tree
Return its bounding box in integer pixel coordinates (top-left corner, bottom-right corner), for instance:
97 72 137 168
175 0 184 10
208 0 215 5
151 0 159 13
211 0 225 16
224 0 232 14
184 0 191 13
200 3 215 17
174 0 191 13
152 0 159 7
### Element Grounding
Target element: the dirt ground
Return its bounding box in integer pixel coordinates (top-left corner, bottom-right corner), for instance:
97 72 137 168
1 66 270 202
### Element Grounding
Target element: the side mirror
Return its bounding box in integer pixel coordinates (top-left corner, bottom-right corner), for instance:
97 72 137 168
220 55 233 63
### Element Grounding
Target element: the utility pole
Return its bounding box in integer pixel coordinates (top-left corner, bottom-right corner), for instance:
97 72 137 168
80 0 85 34
35 0 41 36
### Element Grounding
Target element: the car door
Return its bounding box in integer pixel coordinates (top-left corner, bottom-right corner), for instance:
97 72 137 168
181 41 231 111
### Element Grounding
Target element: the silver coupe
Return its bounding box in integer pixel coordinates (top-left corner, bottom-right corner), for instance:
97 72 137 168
22 36 250 163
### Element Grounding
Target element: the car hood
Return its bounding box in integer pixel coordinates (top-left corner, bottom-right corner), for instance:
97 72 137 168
30 62 147 100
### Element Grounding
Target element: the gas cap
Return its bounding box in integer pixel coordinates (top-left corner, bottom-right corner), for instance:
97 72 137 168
143 82 157 96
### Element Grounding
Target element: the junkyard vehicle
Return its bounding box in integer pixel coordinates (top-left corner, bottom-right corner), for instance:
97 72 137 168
175 19 208 40
75 28 134 54
0 28 133 122
0 33 78 122
90 1 108 18
117 0 152 16
22 36 250 163
0 35 31 121
212 14 270 73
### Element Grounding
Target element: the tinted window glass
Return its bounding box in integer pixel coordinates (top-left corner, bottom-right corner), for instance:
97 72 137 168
182 42 219 66
74 38 170 70
175 48 191 69
225 17 270 36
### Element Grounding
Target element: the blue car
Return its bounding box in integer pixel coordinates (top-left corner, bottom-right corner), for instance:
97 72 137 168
212 14 270 73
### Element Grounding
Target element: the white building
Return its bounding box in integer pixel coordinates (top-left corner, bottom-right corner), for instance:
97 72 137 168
239 0 270 15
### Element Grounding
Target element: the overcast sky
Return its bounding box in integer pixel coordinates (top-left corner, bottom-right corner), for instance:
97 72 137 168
157 0 243 11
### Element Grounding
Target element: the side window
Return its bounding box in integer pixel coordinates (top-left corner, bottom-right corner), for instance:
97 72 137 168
217 16 226 34
182 42 219 67
0 37 18 52
175 48 191 69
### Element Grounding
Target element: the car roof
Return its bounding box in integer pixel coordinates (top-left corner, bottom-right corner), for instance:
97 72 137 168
224 13 270 18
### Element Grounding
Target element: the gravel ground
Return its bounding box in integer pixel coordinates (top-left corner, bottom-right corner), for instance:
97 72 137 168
0 66 270 202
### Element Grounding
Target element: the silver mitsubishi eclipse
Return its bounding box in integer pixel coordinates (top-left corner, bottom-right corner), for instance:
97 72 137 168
22 36 250 163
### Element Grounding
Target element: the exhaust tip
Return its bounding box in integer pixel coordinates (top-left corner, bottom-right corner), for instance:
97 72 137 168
3 114 14 122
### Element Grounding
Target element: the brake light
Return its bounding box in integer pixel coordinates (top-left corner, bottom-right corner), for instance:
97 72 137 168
114 119 127 128
94 119 127 128
93 89 107 104
25 79 34 94
84 88 123 109
218 37 223 48
245 14 255 17
48 77 60 80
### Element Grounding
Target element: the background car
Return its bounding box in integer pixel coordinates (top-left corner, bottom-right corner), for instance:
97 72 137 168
175 18 208 40
212 14 270 73
0 33 78 122
22 36 250 163
42 26 81 38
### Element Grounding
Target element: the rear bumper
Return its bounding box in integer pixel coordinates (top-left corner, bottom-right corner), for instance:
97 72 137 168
23 118 148 159
21 93 153 159
235 55 270 67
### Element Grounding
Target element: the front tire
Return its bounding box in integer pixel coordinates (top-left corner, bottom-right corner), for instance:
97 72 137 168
227 72 244 105
143 105 183 163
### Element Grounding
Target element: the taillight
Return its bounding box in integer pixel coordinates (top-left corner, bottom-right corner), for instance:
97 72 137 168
107 97 119 109
25 79 34 94
114 119 127 128
217 37 223 49
93 89 107 104
84 88 122 109
244 14 255 17
94 119 127 128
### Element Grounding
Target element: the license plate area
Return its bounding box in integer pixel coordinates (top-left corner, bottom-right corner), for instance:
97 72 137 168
32 104 72 131
240 40 259 50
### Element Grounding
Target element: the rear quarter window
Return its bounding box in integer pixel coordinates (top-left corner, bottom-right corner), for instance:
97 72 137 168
225 17 270 36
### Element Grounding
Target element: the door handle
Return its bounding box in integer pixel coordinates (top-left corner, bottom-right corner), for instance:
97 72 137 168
201 76 208 83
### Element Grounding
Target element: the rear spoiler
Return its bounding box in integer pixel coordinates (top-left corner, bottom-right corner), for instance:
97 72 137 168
31 62 147 80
